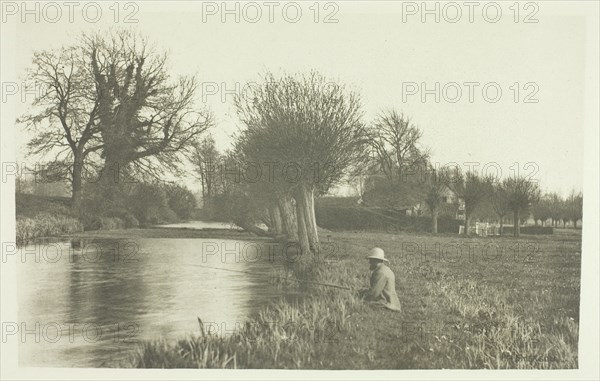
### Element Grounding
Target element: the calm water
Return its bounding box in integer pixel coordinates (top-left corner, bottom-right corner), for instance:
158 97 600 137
17 232 293 367
160 220 268 231
160 220 242 230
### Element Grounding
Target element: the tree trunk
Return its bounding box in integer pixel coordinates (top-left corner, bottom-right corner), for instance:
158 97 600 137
279 206 288 236
295 194 312 259
206 168 212 198
71 177 82 210
269 204 283 236
514 209 520 237
277 193 298 242
464 212 471 235
99 157 122 186
200 172 206 201
499 217 504 236
239 222 271 237
299 185 319 254
431 209 438 234
71 154 84 210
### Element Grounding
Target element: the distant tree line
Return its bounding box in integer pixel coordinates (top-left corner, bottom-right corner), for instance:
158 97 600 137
531 191 583 228
192 85 582 241
353 111 582 237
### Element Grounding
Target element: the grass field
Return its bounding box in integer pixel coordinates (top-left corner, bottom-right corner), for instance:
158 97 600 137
131 228 581 369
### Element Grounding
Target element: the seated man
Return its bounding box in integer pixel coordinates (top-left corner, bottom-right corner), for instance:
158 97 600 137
359 247 401 312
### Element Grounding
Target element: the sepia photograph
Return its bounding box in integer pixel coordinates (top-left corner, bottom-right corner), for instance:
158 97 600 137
0 1 598 380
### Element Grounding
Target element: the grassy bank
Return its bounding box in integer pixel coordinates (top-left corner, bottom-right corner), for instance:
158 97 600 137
15 193 198 245
16 214 84 246
129 229 581 369
15 194 83 245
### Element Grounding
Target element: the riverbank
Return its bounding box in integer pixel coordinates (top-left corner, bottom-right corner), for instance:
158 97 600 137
70 226 264 241
15 194 83 245
15 193 235 245
128 229 581 369
15 193 211 246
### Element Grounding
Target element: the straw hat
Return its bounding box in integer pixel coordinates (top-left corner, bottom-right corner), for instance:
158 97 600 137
366 247 389 263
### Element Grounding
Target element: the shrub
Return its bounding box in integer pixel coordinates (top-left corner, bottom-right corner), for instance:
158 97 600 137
80 182 131 223
84 217 125 231
127 183 179 225
315 206 461 233
119 212 140 228
163 183 197 220
189 208 214 221
316 196 361 208
80 182 179 227
143 205 178 225
16 193 74 218
203 193 261 226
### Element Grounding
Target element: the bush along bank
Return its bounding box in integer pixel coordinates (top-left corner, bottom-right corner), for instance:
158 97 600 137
315 206 461 233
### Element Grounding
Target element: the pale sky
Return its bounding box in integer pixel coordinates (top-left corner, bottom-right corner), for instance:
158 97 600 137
3 1 595 197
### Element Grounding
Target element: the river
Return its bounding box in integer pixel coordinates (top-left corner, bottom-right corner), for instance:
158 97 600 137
17 223 293 367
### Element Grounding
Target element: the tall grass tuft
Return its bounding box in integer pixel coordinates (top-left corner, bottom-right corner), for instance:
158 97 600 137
16 213 83 246
129 290 357 369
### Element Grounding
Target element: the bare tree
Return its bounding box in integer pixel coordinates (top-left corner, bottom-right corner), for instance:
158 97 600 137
18 46 103 208
502 176 541 237
565 190 583 228
231 128 299 242
366 110 429 209
235 71 367 257
545 192 564 227
491 182 510 235
84 30 212 185
423 167 450 234
532 193 553 226
190 134 220 202
448 170 493 235
19 30 212 209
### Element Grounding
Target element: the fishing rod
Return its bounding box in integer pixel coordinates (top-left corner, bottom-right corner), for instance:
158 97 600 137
184 262 356 291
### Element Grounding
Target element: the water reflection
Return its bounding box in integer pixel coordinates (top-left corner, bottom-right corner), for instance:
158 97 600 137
18 236 292 367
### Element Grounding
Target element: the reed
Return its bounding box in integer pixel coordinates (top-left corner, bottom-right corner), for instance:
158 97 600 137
16 213 83 246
